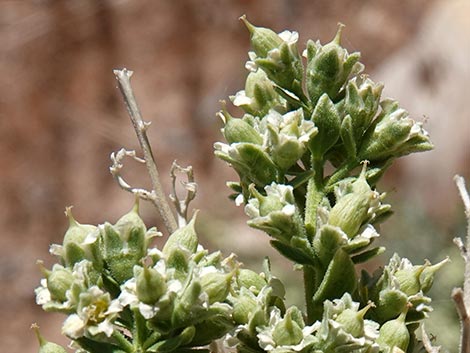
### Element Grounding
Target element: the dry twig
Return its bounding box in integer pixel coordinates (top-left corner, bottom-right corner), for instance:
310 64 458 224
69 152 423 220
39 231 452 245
113 69 178 234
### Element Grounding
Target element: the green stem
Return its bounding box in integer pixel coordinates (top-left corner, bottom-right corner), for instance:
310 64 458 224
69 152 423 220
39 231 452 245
325 159 358 190
303 265 316 325
112 330 134 353
133 308 147 351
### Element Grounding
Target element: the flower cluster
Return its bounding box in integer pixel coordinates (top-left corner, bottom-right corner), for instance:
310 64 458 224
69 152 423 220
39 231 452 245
36 203 241 353
35 17 446 353
214 17 443 353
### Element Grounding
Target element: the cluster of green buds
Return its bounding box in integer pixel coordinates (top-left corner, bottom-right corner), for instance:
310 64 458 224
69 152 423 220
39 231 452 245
34 16 446 353
214 17 443 353
35 202 244 353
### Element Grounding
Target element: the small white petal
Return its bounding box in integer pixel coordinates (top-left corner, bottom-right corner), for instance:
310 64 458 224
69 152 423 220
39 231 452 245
235 194 244 206
62 314 85 339
282 204 296 216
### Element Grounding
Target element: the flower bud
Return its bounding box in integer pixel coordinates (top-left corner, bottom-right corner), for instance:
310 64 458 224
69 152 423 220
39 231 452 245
272 308 304 346
306 24 363 104
232 70 285 116
135 265 166 305
335 302 373 337
171 280 203 327
237 269 267 294
339 76 383 143
309 94 341 160
233 288 258 324
200 270 235 304
266 109 317 170
214 142 280 187
375 289 408 322
241 15 283 58
419 257 449 293
32 325 68 353
219 109 263 145
62 207 98 267
245 183 303 244
394 264 427 296
312 225 345 268
328 166 377 238
163 213 199 256
114 200 146 249
359 99 433 162
377 310 410 351
45 265 74 302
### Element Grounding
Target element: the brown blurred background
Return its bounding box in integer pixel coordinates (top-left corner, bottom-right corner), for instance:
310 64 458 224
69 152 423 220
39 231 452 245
1 0 469 352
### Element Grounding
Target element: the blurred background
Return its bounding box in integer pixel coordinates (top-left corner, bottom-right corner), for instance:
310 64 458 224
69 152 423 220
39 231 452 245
1 0 469 352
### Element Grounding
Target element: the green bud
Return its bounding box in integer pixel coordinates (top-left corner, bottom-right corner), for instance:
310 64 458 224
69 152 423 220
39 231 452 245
163 213 199 256
200 270 235 304
232 70 285 116
328 166 376 238
377 310 410 351
241 15 283 58
219 108 263 145
339 76 383 142
272 308 304 346
46 265 73 302
102 223 140 283
266 108 317 170
241 16 304 96
312 225 345 268
237 269 267 294
375 289 408 322
171 280 203 327
62 207 98 267
359 99 433 161
114 199 146 248
306 24 363 104
245 183 306 245
419 257 449 293
309 94 341 160
32 324 68 353
135 265 166 305
394 264 427 296
233 288 258 324
214 142 280 187
335 302 373 337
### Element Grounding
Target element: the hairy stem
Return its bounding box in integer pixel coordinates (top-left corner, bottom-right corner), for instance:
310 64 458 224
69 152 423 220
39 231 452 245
453 175 470 353
114 69 178 234
303 265 316 325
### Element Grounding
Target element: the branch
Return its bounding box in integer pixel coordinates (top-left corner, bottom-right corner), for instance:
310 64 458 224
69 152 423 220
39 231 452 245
109 148 157 201
452 175 470 353
169 161 197 228
113 69 178 234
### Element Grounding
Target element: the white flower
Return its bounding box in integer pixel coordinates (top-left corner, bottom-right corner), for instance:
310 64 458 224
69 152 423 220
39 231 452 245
35 279 51 306
62 286 121 339
232 90 253 107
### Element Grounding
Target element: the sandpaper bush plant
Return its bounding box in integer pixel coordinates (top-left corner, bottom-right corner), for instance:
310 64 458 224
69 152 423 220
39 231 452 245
33 16 467 353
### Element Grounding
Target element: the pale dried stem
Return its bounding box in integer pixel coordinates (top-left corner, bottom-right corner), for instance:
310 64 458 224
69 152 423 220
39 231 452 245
110 148 157 201
169 161 197 228
113 69 177 234
453 175 470 353
421 324 441 353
